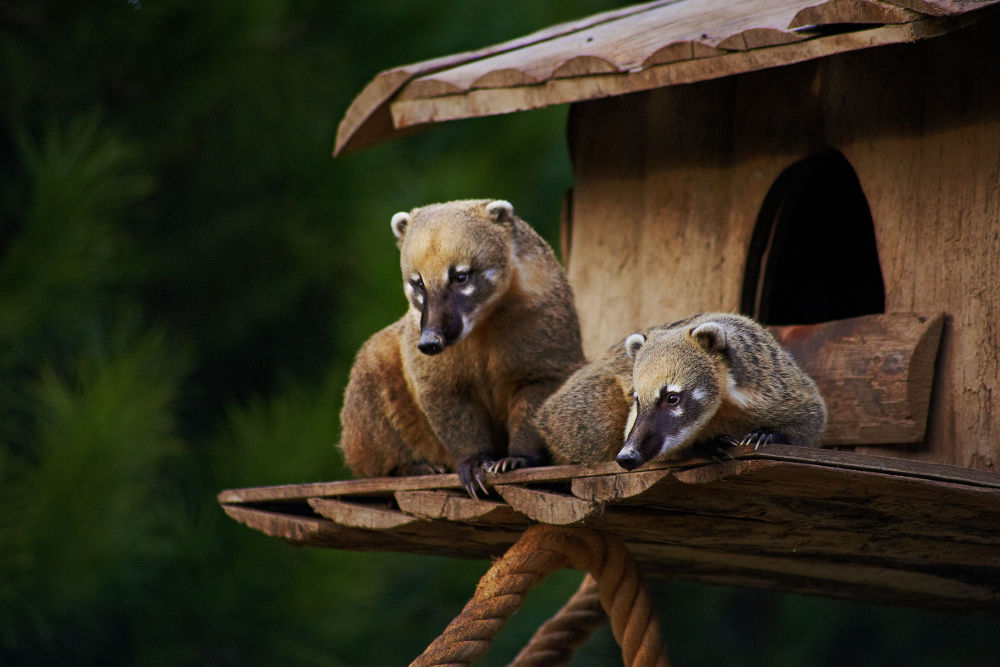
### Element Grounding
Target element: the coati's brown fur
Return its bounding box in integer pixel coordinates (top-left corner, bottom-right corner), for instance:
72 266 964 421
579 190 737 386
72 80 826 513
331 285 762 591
339 199 584 495
537 313 826 469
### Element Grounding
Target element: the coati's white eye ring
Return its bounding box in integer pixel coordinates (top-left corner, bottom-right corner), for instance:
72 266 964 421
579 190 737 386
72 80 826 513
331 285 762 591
665 392 681 406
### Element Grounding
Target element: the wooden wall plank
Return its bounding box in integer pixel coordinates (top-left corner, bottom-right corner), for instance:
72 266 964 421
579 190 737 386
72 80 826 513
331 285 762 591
567 13 1000 468
821 16 1000 467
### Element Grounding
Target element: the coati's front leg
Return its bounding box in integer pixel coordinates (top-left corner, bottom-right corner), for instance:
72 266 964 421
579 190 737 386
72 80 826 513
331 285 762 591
419 389 502 498
485 382 556 475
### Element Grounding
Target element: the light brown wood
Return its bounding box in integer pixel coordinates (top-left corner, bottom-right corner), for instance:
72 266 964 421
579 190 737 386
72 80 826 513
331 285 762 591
220 447 1000 613
788 0 925 28
395 0 828 99
768 313 945 445
566 13 1000 470
390 20 951 138
333 0 682 154
496 485 603 525
217 472 462 504
821 18 1000 468
223 504 519 558
334 0 997 150
394 489 527 526
308 497 418 531
884 0 994 15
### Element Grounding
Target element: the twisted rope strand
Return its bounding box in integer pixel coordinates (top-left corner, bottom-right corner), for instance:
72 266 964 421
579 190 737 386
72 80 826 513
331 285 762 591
508 573 606 667
409 525 669 667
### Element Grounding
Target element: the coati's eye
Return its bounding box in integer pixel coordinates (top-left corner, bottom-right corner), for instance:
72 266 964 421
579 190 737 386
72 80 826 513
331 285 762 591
665 392 681 406
451 270 470 284
410 276 424 292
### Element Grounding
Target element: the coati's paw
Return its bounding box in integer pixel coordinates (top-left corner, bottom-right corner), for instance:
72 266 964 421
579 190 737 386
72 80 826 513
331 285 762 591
691 437 737 462
484 455 537 476
456 455 491 499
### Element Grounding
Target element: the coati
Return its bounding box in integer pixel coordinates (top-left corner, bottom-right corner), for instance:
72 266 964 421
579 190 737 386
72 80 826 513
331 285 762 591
537 312 826 470
339 199 584 496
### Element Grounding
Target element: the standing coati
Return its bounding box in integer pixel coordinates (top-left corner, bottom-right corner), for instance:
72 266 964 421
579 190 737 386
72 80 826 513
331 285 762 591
339 199 584 496
537 313 826 470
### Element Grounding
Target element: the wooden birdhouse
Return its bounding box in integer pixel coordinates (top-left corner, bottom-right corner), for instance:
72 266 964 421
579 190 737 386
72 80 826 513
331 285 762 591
221 2 1000 658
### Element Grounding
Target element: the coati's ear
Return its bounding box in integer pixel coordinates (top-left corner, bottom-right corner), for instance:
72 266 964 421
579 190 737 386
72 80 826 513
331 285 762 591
486 199 515 224
691 321 728 353
391 211 411 240
625 333 646 360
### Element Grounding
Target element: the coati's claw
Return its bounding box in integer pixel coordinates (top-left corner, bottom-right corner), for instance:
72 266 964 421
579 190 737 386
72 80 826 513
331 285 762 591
457 457 491 499
485 456 534 475
738 430 774 451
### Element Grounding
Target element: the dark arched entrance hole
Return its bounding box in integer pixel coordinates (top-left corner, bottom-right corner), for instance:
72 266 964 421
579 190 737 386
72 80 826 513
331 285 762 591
741 149 885 325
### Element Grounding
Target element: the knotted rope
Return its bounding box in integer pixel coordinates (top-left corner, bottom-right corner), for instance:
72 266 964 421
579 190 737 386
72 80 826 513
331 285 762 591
410 524 670 667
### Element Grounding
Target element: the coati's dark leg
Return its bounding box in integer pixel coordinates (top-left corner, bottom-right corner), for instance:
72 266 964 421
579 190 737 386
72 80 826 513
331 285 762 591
486 382 558 475
418 389 504 498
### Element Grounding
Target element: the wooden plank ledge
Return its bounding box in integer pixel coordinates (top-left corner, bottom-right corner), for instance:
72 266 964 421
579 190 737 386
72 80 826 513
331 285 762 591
220 446 1000 614
497 485 603 525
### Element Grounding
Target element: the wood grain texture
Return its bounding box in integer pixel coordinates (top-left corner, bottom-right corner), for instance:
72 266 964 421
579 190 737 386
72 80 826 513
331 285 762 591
333 0 680 154
821 17 1000 468
883 0 998 15
390 21 949 129
769 313 945 445
394 489 527 526
567 13 1000 469
788 0 925 28
308 497 418 530
395 0 821 99
220 446 1000 613
496 485 603 525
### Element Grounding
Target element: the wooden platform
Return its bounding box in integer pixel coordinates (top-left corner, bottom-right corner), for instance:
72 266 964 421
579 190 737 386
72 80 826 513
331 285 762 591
219 444 1000 615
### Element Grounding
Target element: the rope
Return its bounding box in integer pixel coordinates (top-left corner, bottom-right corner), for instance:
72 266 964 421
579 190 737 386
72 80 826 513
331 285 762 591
410 525 670 667
508 573 605 667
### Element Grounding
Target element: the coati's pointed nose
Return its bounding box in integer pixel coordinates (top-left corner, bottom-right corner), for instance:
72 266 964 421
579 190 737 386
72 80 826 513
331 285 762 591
615 450 642 471
418 332 444 356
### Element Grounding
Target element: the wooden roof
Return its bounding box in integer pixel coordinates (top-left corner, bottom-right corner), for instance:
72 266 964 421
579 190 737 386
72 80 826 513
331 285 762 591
334 0 999 155
220 444 1000 615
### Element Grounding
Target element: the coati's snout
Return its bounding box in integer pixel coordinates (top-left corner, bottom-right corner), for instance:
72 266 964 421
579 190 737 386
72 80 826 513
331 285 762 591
416 287 468 355
618 398 688 470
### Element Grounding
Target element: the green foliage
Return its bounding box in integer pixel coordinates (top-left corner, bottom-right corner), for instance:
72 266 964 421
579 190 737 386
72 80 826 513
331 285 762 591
1 2 998 665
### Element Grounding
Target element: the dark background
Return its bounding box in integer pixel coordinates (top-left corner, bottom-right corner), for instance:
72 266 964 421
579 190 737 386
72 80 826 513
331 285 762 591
2 2 998 664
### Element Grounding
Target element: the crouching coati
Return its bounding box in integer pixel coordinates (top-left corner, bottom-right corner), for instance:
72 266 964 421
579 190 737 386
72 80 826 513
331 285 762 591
537 312 826 470
338 199 584 496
